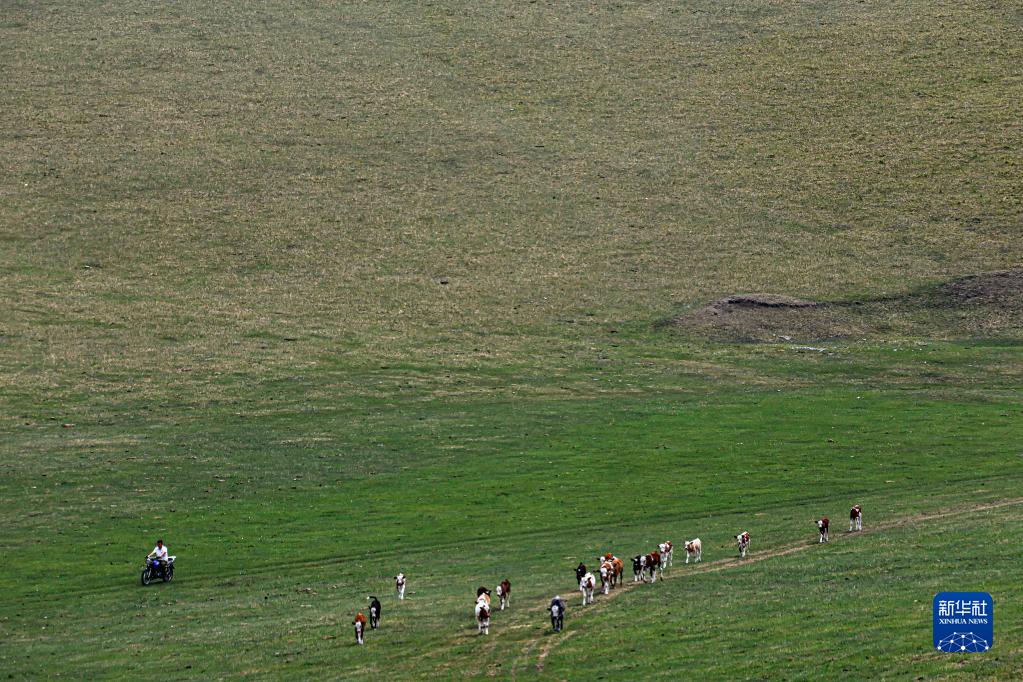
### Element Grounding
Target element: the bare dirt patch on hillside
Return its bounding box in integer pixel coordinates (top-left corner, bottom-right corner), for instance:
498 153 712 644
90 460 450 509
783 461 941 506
662 270 1023 342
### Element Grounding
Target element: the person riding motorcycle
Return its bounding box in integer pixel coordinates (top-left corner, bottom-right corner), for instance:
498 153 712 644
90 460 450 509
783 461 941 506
550 595 566 615
147 539 169 573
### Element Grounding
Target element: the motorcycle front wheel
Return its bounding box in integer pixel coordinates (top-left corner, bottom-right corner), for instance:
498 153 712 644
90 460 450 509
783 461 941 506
141 568 153 586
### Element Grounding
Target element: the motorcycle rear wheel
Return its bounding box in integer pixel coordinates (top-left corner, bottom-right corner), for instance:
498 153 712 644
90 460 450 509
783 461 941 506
163 566 173 582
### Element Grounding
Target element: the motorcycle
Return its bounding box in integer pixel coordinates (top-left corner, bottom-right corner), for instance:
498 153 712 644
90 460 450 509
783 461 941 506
141 555 175 585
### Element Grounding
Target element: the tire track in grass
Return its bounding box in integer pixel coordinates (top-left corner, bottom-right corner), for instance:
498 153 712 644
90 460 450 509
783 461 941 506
522 496 1023 673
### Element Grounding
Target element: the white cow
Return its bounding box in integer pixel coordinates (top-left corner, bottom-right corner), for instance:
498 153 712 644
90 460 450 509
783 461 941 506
395 573 407 600
685 538 702 563
579 572 596 605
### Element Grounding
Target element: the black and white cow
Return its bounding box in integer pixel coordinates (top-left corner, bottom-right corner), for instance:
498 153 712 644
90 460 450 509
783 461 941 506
632 555 645 582
368 596 382 629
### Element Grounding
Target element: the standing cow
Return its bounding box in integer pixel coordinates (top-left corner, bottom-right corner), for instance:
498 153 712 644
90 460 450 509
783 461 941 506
368 596 382 629
610 556 624 586
685 538 702 563
602 554 624 586
575 563 587 583
817 517 830 543
643 550 662 582
736 531 751 558
850 505 862 532
395 573 407 600
599 561 613 594
579 572 596 605
659 541 674 568
475 596 491 635
496 580 511 610
632 555 645 582
353 612 367 645
647 550 662 582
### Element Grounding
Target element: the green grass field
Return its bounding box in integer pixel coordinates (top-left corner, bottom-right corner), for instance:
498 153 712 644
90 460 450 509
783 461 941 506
2 0 1021 679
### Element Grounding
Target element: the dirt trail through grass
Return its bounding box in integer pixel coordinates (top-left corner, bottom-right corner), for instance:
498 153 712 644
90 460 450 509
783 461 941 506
522 496 1023 673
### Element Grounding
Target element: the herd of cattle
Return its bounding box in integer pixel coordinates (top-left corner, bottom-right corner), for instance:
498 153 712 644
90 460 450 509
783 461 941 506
352 505 865 643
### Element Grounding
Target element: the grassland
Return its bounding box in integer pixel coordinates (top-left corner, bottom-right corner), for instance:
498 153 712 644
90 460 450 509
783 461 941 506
1 0 1021 679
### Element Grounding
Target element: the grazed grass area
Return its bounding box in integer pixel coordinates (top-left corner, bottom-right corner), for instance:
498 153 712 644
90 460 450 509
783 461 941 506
2 0 1021 394
2 0 1022 679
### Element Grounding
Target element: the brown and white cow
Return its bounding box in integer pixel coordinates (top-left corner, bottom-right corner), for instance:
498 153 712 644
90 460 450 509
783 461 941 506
685 538 702 563
645 550 662 582
659 541 674 568
736 531 750 558
496 579 511 610
579 572 596 605
817 517 830 543
395 573 407 600
475 597 491 635
354 612 367 645
599 561 614 594
850 505 862 532
602 554 624 587
611 556 624 586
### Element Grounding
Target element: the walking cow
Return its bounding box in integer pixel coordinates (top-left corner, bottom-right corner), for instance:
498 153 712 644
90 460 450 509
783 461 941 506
659 541 674 568
850 505 862 532
601 553 624 586
475 594 491 635
395 573 407 600
817 517 830 543
579 572 596 605
599 561 614 594
353 612 367 645
496 579 511 610
736 531 751 558
685 538 702 563
645 550 662 582
632 555 645 582
368 596 382 629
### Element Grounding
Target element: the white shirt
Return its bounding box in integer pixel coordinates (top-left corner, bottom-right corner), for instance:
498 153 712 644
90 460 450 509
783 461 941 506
151 544 168 560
